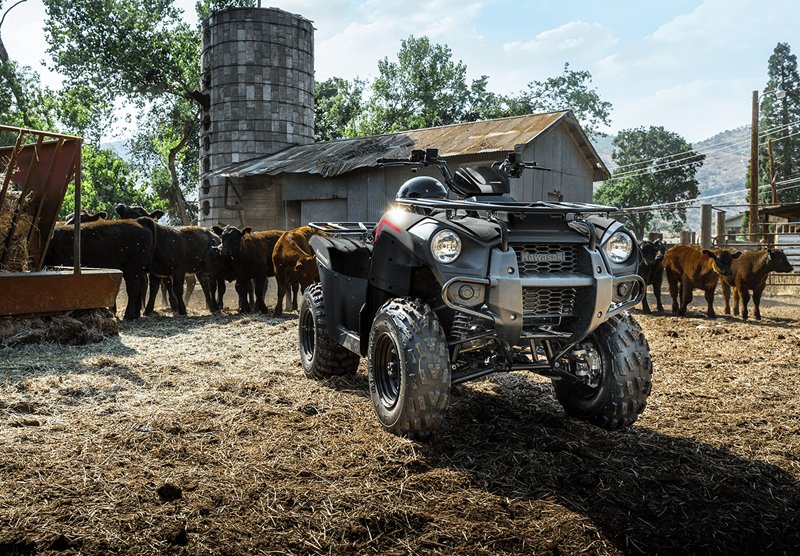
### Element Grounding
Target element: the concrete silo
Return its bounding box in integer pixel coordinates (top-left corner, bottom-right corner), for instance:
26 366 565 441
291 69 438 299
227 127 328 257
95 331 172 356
198 7 314 227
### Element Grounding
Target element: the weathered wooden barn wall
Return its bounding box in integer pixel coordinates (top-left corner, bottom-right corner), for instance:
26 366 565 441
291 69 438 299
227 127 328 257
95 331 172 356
236 132 596 229
513 123 594 203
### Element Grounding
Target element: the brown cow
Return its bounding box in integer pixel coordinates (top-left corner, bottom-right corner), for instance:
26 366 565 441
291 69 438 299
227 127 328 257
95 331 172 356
272 225 320 317
44 218 157 320
720 248 794 321
663 244 741 318
213 225 283 314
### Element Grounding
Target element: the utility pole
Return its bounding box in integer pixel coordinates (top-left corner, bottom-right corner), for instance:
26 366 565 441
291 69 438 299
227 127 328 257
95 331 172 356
749 90 759 244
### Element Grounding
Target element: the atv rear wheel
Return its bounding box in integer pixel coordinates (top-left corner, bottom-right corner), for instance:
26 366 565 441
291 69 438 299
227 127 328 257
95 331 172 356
298 284 360 379
368 298 451 439
553 313 652 430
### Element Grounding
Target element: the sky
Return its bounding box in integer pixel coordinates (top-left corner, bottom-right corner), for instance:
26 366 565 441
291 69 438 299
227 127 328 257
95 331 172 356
2 0 799 143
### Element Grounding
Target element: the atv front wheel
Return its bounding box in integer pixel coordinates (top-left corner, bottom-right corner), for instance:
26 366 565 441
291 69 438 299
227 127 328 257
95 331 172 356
553 313 652 430
368 298 451 439
298 284 360 379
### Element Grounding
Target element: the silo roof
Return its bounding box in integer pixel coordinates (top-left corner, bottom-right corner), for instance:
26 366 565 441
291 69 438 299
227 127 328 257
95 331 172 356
211 111 610 181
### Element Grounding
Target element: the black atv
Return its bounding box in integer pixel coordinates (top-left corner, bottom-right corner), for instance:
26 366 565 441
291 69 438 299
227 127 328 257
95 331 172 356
299 148 652 438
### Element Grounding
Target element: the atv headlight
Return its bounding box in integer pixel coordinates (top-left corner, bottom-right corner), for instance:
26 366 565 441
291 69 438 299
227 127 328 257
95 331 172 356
604 231 634 264
431 229 461 263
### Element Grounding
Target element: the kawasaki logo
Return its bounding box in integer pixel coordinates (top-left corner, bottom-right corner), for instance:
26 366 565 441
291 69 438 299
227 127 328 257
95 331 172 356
521 251 566 263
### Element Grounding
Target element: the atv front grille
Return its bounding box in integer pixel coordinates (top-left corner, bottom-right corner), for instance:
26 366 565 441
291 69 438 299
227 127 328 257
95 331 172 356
513 244 577 274
522 287 576 327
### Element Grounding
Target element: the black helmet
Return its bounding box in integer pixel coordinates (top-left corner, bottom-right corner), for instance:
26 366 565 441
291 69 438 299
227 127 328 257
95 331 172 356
396 176 447 200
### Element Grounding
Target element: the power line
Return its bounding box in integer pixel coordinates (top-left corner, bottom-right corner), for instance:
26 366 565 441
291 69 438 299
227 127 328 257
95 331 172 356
609 119 800 175
607 127 800 182
611 177 800 214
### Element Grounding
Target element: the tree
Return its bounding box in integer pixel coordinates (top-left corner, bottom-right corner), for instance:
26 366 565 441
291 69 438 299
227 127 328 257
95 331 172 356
506 63 612 137
0 0 60 131
594 127 704 239
314 77 366 141
358 36 495 135
42 0 254 223
759 42 800 202
314 37 611 140
59 144 163 219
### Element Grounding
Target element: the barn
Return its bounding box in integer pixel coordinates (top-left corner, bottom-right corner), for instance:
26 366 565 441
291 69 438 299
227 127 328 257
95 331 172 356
197 7 609 230
206 111 610 230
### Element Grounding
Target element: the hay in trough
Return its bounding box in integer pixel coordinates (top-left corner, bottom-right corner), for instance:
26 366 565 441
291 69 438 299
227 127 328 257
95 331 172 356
0 309 119 347
0 184 34 273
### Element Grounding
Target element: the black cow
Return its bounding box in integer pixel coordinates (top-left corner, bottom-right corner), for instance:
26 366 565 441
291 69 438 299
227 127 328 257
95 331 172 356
637 239 667 313
45 218 156 320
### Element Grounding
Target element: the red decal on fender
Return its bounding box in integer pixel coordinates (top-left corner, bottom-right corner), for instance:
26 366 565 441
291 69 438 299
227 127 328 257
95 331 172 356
375 217 402 238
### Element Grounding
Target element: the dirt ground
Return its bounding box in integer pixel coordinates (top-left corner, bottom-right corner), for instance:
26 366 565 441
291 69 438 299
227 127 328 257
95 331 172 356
1 285 799 555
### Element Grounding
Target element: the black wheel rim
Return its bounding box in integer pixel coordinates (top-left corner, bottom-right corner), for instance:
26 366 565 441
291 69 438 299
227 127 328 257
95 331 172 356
299 304 315 363
374 331 401 409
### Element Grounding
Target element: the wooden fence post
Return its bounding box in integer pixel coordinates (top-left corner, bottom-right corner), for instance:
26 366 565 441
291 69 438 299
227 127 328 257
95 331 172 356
715 209 726 246
700 204 712 248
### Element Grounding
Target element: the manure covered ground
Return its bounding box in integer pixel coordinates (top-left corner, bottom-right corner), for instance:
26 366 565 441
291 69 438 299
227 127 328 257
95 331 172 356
1 288 799 555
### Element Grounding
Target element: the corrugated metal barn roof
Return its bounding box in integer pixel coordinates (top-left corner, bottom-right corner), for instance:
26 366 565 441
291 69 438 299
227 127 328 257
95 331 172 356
212 111 609 180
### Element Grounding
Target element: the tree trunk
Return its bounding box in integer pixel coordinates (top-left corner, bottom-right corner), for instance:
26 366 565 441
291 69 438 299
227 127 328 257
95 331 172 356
168 117 194 225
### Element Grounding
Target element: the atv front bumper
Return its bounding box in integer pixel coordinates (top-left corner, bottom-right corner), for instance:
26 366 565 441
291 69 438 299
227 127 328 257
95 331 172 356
441 245 645 347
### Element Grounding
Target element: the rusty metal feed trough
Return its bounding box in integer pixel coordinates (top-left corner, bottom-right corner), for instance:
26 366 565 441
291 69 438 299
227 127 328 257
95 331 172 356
0 125 121 316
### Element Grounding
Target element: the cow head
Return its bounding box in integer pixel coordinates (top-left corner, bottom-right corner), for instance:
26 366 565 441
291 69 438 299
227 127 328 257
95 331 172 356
767 248 794 273
294 253 320 288
702 248 742 276
115 204 164 220
216 225 252 258
640 239 666 267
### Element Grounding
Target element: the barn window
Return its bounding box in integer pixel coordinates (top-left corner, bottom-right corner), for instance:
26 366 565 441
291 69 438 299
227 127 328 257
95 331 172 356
202 179 210 195
202 200 211 216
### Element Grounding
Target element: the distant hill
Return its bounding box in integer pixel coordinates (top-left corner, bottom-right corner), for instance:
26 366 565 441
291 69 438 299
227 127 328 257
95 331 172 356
592 127 750 232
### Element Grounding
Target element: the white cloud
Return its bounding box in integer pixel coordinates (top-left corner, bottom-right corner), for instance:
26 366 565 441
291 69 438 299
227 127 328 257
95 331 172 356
503 21 617 59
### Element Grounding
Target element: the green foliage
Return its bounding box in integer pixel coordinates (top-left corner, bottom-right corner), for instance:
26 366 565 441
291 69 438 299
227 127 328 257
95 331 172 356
43 0 197 102
40 0 244 222
314 36 611 140
506 63 612 137
128 97 199 224
59 144 162 219
195 0 255 21
759 42 800 202
356 36 497 135
314 77 366 141
595 126 704 239
0 62 58 131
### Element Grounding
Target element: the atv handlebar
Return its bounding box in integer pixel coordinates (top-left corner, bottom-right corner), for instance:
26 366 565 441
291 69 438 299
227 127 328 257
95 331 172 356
377 149 549 188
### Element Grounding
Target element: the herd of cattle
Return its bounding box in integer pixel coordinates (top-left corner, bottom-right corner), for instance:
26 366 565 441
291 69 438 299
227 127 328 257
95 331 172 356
638 239 794 321
44 207 795 323
46 205 319 320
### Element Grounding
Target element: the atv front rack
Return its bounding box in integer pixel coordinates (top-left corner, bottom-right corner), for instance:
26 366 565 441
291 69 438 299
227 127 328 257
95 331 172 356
394 197 616 215
309 222 377 240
